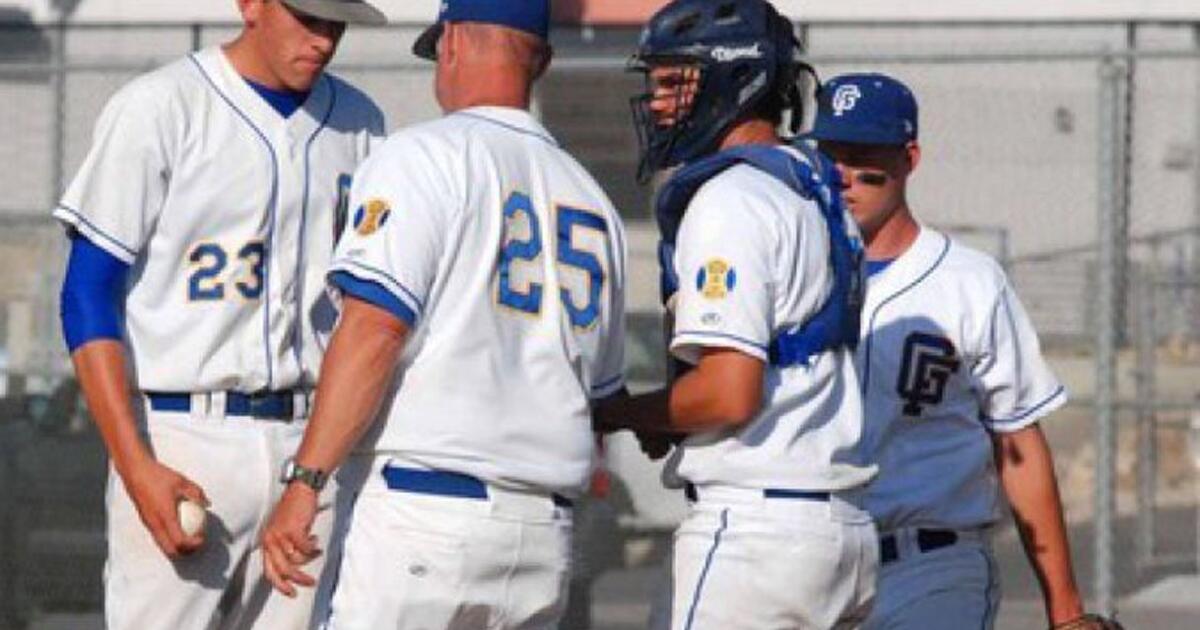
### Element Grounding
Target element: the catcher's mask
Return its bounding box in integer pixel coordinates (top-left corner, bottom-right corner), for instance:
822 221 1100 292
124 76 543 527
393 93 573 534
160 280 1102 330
628 0 816 183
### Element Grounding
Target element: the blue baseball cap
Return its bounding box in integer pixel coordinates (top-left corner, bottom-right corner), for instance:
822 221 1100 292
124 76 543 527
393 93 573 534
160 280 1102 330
806 73 918 145
413 0 551 60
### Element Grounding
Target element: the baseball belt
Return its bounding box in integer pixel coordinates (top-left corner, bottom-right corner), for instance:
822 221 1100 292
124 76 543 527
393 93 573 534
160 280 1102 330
879 528 975 564
145 390 307 420
381 465 573 509
683 482 831 503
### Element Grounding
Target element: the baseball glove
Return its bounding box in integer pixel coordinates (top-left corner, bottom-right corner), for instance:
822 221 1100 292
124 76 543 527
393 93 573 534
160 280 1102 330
634 430 683 461
1050 613 1125 630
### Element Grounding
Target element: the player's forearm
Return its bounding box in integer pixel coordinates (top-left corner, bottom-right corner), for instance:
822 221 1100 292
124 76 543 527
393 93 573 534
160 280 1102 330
595 348 762 434
292 298 409 473
667 347 764 430
666 359 760 431
71 340 152 477
593 382 735 435
994 424 1085 625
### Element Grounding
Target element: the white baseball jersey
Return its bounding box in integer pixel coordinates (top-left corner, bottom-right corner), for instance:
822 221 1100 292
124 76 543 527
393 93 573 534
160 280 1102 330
853 227 1066 532
664 146 876 492
54 46 384 393
330 106 626 497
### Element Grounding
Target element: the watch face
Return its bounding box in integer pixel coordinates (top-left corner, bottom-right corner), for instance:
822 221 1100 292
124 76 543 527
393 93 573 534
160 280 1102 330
280 459 297 483
280 458 326 490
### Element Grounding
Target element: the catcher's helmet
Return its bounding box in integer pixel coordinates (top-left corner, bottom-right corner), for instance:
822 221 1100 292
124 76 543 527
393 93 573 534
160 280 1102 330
629 0 809 182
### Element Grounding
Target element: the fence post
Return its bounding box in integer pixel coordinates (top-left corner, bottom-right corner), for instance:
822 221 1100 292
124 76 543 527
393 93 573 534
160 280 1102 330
1133 259 1157 570
1191 400 1200 579
1114 23 1136 344
1192 25 1200 346
50 18 67 215
1093 54 1126 618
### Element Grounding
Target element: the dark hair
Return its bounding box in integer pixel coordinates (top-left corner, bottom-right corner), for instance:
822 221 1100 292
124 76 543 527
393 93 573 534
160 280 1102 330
748 87 787 126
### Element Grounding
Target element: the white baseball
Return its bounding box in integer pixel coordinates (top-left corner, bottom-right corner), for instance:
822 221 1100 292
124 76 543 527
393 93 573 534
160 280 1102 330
178 499 207 537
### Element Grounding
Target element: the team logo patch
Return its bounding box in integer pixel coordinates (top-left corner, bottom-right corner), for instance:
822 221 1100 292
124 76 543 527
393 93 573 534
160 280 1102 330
832 84 862 117
896 332 961 416
695 258 736 300
353 198 391 236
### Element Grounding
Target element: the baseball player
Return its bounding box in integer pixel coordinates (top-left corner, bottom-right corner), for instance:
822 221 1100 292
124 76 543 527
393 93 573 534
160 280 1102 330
259 1 627 628
54 1 385 628
593 1 878 628
805 73 1118 630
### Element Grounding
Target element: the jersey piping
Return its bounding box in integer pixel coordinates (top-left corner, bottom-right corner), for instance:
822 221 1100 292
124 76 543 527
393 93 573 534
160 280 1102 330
453 111 558 146
295 76 337 378
672 329 770 355
189 53 281 389
590 373 624 397
335 258 426 319
53 205 139 262
983 384 1065 426
860 233 951 394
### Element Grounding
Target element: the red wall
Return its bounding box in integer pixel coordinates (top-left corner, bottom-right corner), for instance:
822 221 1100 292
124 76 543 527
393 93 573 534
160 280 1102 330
552 0 671 25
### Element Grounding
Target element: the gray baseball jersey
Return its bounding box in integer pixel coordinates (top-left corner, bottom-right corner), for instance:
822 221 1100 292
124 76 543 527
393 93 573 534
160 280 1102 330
852 227 1066 532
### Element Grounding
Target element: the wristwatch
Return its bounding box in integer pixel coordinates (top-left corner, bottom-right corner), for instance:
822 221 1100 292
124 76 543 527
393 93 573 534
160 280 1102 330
280 457 328 491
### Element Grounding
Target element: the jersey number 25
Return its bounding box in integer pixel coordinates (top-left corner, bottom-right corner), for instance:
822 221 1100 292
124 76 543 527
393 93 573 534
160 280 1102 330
498 191 607 329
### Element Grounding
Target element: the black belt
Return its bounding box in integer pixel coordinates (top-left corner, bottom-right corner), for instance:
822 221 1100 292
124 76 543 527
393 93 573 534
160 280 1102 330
146 391 302 420
684 482 831 503
381 465 573 509
880 528 959 564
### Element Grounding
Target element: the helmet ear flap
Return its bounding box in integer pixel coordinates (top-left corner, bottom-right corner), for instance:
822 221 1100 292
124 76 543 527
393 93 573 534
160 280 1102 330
787 61 821 135
787 82 804 135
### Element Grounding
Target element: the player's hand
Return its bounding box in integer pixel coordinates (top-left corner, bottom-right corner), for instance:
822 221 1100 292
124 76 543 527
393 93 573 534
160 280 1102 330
261 483 323 597
591 405 621 434
591 389 628 434
120 457 210 559
635 430 679 461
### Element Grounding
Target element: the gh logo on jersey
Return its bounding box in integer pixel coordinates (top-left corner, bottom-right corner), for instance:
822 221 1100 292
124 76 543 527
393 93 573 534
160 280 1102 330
896 332 960 416
832 84 862 117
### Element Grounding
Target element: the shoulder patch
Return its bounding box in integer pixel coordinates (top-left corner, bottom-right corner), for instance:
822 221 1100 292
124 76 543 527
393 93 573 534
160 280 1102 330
353 198 391 236
696 258 737 300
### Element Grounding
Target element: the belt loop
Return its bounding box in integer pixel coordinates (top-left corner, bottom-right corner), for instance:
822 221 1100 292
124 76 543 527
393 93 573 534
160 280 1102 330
294 391 309 420
188 392 206 420
902 528 920 559
141 392 154 421
209 391 227 420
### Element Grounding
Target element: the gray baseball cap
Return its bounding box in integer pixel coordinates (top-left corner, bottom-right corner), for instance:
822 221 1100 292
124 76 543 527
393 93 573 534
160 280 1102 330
280 0 387 26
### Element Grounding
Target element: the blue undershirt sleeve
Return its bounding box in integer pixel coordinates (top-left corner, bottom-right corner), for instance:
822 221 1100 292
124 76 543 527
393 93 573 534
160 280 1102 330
60 233 130 353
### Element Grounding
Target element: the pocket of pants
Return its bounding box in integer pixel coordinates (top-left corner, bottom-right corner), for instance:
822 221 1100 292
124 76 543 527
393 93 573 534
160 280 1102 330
385 523 467 589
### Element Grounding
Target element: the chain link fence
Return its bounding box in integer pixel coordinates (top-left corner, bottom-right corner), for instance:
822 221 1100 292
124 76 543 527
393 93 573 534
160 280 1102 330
1 18 1199 628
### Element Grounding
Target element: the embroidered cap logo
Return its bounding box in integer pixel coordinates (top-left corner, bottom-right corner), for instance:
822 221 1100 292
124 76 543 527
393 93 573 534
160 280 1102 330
831 84 862 117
